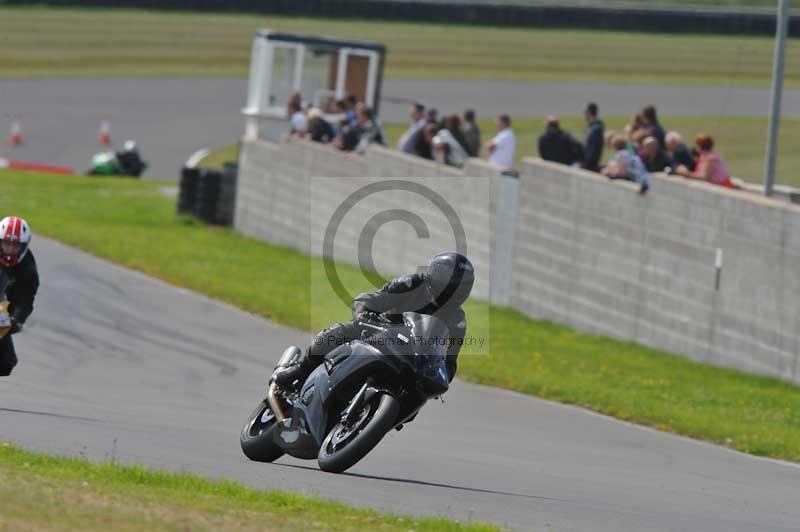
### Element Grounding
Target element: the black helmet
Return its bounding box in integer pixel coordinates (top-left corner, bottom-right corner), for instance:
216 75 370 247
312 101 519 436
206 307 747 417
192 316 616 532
426 252 475 307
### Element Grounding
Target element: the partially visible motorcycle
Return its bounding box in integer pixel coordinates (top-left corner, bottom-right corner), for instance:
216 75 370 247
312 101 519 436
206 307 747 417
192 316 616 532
87 140 147 177
240 312 451 473
0 271 12 339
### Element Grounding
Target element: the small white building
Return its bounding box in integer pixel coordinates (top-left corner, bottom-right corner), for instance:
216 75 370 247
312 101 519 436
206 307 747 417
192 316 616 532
242 29 387 141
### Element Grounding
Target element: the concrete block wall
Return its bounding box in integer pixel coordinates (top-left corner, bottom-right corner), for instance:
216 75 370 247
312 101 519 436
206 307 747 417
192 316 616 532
235 140 509 302
236 139 800 384
513 158 800 384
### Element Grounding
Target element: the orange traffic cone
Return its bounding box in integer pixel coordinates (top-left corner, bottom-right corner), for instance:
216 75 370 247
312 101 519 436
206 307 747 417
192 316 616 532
98 118 111 145
9 118 22 146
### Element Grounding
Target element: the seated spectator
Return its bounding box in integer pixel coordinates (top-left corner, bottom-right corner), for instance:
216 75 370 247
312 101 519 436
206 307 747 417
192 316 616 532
485 114 516 171
335 99 356 126
538 116 582 166
462 109 481 157
665 131 696 173
307 108 335 143
441 114 470 154
641 136 671 173
415 123 439 160
625 113 646 143
632 105 666 149
432 126 469 168
288 102 307 136
337 105 386 153
675 133 737 189
398 102 427 154
602 135 650 194
287 91 302 120
583 102 605 172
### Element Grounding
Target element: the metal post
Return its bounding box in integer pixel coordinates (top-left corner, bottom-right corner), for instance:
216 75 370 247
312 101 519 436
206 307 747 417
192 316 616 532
764 0 791 197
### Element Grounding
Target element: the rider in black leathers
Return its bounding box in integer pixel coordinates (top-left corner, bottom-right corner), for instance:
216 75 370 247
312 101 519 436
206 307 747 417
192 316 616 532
274 252 475 388
0 217 40 377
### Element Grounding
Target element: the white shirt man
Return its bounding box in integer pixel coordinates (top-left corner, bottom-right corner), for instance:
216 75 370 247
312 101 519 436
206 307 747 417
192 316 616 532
487 115 515 170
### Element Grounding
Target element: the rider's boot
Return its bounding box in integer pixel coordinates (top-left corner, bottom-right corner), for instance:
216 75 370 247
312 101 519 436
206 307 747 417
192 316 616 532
272 351 316 390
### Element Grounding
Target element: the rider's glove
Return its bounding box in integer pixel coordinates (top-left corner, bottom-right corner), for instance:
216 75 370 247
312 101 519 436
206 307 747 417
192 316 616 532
356 310 382 324
9 318 22 335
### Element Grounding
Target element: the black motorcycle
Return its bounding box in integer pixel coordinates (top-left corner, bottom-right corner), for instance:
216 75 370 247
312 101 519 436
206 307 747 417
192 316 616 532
240 312 451 473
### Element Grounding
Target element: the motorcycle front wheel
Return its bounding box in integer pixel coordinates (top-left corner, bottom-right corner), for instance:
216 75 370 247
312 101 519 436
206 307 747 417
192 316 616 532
240 400 285 463
317 391 400 473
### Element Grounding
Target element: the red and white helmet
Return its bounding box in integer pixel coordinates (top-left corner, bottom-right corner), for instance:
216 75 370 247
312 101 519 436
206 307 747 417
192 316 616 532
0 216 31 267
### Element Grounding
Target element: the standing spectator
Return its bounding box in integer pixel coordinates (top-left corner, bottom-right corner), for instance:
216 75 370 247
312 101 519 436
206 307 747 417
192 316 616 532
287 91 302 120
289 102 307 136
337 106 385 153
398 102 427 154
426 108 439 124
485 114 516 171
665 131 696 173
675 133 737 189
637 105 666 149
538 116 582 166
462 109 481 157
602 135 650 194
583 102 605 172
641 136 671 173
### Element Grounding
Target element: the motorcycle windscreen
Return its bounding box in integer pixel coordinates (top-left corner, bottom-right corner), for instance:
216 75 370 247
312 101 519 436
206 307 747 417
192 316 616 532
403 312 450 395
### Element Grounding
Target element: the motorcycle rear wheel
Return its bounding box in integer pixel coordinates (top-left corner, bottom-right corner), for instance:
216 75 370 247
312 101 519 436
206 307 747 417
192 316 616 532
317 392 400 473
240 400 285 463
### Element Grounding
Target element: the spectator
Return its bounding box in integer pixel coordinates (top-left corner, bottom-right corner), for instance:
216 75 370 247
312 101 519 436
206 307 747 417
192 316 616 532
426 108 439 124
625 113 647 143
665 131 696 173
634 105 666 149
485 114 516 171
675 133 737 189
289 102 307 136
336 99 356 126
602 135 650 194
583 102 605 172
338 106 386 153
307 108 335 143
415 123 439 160
287 91 302 120
398 102 427 154
538 116 582 166
462 109 481 157
432 123 469 168
441 114 470 154
641 136 671 173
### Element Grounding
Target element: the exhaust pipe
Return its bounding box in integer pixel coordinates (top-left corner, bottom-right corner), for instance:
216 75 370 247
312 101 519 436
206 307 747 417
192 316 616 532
267 382 287 421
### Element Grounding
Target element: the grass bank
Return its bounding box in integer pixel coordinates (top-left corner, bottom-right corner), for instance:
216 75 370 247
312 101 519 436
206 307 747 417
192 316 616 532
0 443 495 531
2 169 800 461
1 6 798 86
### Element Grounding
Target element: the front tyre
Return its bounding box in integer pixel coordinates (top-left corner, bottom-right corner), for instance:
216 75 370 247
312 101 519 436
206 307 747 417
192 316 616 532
318 392 400 473
240 401 285 462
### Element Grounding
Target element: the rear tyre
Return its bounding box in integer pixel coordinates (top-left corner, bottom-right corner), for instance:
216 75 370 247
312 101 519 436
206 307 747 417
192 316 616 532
317 392 400 473
240 401 285 462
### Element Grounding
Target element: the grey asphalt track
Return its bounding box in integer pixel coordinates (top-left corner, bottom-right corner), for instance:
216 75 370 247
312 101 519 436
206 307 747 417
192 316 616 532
2 78 799 179
1 236 798 531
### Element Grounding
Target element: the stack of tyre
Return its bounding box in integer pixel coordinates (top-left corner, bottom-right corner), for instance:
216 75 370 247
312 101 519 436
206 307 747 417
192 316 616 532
178 161 237 226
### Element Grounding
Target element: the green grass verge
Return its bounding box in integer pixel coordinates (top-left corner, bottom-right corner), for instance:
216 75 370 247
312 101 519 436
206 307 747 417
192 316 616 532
0 443 495 531
1 6 799 86
2 169 800 462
